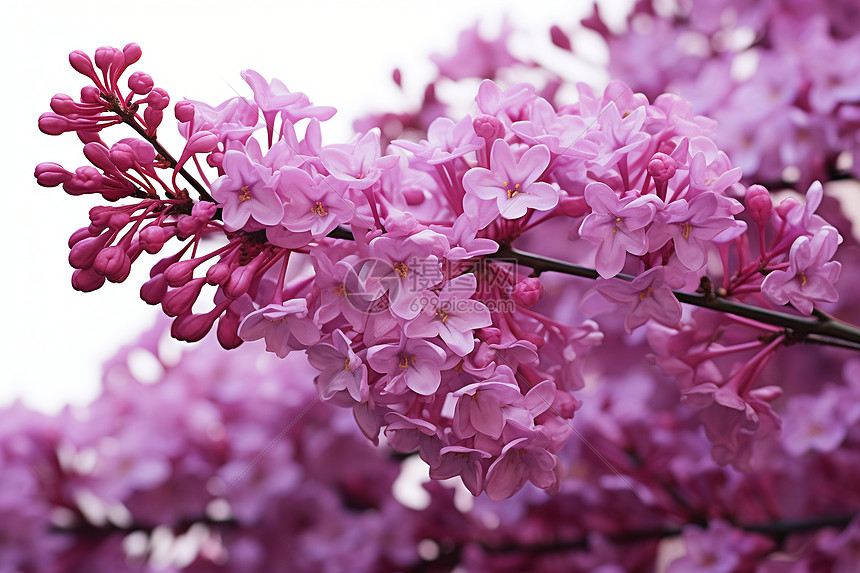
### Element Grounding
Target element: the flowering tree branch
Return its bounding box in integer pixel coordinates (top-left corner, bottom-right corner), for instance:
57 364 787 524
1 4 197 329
498 247 860 349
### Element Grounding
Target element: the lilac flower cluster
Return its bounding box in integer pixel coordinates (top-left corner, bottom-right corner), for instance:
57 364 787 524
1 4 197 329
3 323 860 571
34 36 856 501
577 0 860 188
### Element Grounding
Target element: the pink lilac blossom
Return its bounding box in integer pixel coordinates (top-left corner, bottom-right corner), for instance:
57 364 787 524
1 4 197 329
33 30 857 517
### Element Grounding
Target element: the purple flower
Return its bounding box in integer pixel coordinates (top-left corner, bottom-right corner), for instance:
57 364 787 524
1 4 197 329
238 299 321 358
306 330 369 404
211 147 284 231
648 193 744 270
392 115 481 164
761 226 841 315
578 182 659 278
587 266 683 333
462 139 558 222
366 337 448 396
320 129 399 190
404 274 491 356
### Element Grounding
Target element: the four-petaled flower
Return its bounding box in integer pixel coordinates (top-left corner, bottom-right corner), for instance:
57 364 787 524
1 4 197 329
463 139 558 224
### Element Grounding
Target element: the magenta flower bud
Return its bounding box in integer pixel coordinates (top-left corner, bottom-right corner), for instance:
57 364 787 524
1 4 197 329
174 100 195 123
512 277 543 308
217 309 244 349
144 107 163 132
34 162 70 187
38 113 71 136
146 88 170 110
164 259 199 287
207 152 224 169
80 86 103 104
549 390 579 419
392 68 402 87
192 201 218 222
93 245 131 282
224 261 263 298
83 142 118 173
88 206 114 229
122 43 142 66
68 233 112 269
140 274 168 305
176 215 202 239
557 196 588 217
77 131 103 145
108 212 131 229
472 342 497 369
550 25 572 51
109 143 137 171
139 226 173 254
206 262 231 285
472 114 505 141
128 71 154 95
68 227 95 248
162 278 206 317
745 185 772 226
72 267 106 292
171 310 219 342
50 94 79 116
403 188 425 206
94 46 120 75
648 153 676 181
776 197 800 219
68 50 98 82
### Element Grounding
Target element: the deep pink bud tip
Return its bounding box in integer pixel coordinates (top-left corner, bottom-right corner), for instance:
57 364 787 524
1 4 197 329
647 153 676 181
472 114 505 141
745 185 772 226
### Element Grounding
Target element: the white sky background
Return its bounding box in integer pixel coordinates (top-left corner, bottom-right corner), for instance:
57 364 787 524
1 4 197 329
0 0 626 413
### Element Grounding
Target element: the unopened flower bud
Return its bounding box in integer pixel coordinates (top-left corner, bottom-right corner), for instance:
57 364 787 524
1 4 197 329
122 43 142 66
68 50 96 77
34 162 70 187
146 88 170 110
217 309 244 349
93 245 131 282
68 233 111 269
776 197 800 219
38 113 70 136
744 185 772 226
171 310 219 342
174 100 195 123
206 262 231 285
140 274 168 305
550 25 572 51
162 278 207 317
164 259 199 287
72 267 106 292
128 71 154 95
648 153 676 181
139 226 173 254
557 196 588 217
192 201 218 222
473 114 505 141
512 277 543 308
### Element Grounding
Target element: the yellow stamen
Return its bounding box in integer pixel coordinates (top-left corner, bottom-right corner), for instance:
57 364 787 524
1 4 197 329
394 261 408 278
639 286 654 301
683 222 692 240
333 283 346 296
800 272 807 286
436 308 449 323
344 357 351 371
238 185 252 202
311 201 328 216
612 216 621 234
398 354 414 369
